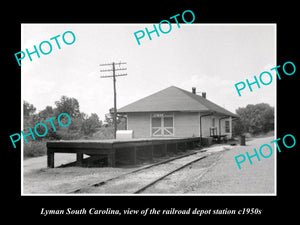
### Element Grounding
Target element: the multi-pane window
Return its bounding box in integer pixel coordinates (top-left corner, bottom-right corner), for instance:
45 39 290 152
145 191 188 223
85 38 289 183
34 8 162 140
225 120 230 133
151 113 174 136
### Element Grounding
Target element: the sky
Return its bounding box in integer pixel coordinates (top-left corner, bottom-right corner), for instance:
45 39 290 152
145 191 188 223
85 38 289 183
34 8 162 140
21 24 276 120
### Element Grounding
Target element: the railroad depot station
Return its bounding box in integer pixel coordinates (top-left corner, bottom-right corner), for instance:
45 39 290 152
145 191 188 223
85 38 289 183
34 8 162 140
47 86 238 168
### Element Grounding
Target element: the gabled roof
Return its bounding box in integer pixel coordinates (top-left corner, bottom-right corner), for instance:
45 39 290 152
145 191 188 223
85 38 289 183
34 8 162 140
118 86 238 117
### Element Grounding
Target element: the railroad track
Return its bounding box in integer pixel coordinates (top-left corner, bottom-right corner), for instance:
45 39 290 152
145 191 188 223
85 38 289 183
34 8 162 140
69 150 208 194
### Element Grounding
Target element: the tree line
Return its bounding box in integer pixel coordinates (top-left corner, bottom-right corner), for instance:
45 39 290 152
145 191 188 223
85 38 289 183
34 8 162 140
24 95 117 141
23 95 127 158
233 103 274 136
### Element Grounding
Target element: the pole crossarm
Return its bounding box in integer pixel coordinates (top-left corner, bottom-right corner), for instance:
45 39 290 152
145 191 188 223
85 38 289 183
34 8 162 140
100 68 127 72
100 62 127 66
100 74 127 78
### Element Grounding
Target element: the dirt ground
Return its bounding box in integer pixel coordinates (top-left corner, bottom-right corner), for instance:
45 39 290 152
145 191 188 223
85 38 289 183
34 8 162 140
23 137 275 195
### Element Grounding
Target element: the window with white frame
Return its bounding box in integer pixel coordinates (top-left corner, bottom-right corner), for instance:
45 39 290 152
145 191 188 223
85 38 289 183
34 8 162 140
151 113 174 136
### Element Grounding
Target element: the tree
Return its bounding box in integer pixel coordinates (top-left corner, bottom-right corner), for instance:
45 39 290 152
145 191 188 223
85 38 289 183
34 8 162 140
89 113 102 127
81 113 102 135
54 96 80 118
23 101 36 117
233 103 274 136
27 105 60 140
38 106 54 119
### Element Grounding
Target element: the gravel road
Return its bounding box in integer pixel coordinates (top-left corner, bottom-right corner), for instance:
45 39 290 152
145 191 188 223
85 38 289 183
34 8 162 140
144 137 275 194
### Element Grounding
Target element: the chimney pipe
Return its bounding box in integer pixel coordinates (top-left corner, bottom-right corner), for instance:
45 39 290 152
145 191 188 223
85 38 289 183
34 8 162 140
202 92 206 99
192 87 196 94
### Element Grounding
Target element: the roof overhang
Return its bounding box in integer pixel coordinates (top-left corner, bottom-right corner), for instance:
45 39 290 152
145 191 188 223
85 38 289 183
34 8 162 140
118 110 239 118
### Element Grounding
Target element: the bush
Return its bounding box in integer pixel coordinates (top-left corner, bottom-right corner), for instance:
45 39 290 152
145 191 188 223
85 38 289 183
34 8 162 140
90 127 114 140
55 128 82 140
233 103 274 136
24 141 47 158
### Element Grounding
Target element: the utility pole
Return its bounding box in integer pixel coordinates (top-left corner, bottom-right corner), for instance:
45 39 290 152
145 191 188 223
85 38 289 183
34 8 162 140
100 61 127 139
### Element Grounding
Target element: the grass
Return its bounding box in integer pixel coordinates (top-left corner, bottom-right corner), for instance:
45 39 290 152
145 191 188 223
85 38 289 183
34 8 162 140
253 130 274 138
243 130 275 141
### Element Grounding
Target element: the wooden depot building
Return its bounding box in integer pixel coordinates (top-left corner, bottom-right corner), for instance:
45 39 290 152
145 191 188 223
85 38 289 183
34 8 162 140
118 86 238 140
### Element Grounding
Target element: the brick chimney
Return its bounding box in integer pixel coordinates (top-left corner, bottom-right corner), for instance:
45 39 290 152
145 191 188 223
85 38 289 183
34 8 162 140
192 87 196 94
202 92 206 99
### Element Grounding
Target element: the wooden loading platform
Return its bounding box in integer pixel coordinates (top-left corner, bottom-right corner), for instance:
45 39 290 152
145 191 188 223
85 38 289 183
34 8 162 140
46 137 210 168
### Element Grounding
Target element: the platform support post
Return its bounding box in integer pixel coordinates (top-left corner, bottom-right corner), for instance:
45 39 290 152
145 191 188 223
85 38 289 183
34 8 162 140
183 142 188 151
190 140 194 149
47 150 54 168
162 144 168 156
149 145 154 161
131 147 137 165
108 150 116 167
76 153 84 166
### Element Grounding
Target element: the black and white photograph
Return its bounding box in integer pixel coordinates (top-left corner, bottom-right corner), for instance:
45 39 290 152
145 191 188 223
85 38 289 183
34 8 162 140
20 24 276 195
5 4 298 220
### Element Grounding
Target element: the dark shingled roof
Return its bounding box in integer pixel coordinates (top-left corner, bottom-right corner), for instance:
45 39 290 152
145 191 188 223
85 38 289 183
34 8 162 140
118 86 238 117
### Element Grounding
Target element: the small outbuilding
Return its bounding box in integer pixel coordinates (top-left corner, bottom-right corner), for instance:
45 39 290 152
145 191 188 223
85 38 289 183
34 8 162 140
118 86 238 140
